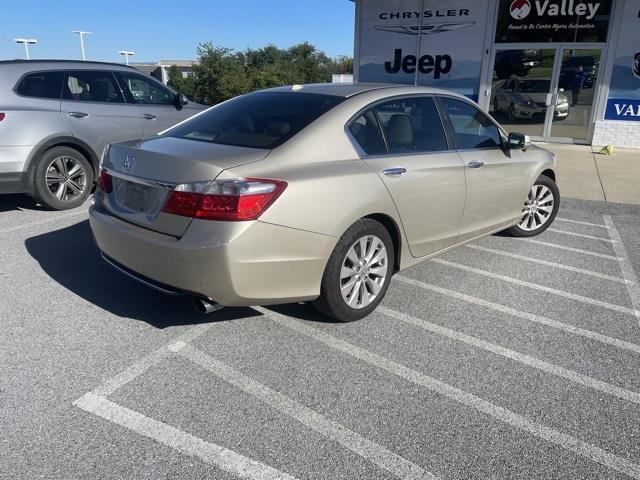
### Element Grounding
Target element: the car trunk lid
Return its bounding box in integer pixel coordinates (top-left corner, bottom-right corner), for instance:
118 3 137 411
99 136 269 237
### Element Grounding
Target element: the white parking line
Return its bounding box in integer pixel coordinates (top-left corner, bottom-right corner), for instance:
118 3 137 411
431 259 639 318
605 216 640 326
548 228 617 243
519 239 620 261
86 323 214 397
74 393 299 480
555 218 610 229
393 275 640 355
465 245 630 285
172 341 436 480
2 209 87 234
262 309 640 479
378 306 640 405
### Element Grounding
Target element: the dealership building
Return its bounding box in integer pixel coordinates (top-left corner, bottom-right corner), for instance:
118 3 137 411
353 0 640 148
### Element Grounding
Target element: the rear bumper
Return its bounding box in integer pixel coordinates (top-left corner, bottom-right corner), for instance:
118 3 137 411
89 205 336 306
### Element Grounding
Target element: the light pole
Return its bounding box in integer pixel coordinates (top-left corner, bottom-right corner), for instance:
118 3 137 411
73 31 91 60
118 50 135 65
14 38 37 60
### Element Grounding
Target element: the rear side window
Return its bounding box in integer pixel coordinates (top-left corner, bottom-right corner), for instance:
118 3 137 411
348 111 386 156
167 92 345 149
373 96 448 154
63 71 124 103
440 97 502 150
16 71 63 99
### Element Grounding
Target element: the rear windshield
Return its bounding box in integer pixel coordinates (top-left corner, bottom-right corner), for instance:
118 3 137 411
167 91 345 149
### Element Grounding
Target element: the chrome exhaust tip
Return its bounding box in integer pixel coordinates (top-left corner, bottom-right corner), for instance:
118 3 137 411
194 298 223 314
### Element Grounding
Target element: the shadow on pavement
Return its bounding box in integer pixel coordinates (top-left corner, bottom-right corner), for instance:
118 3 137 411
266 303 340 324
0 194 49 212
24 220 259 328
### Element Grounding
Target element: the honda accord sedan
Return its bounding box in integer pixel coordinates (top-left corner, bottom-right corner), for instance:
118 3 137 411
90 83 559 322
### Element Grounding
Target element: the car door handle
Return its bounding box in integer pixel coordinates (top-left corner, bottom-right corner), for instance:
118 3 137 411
382 167 407 177
141 113 156 120
68 111 88 118
467 161 485 169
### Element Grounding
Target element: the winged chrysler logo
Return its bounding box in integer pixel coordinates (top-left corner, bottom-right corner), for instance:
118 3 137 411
374 22 476 36
123 154 135 171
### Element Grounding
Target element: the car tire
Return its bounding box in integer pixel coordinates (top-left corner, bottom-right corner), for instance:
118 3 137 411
32 146 94 210
506 175 560 237
508 104 517 122
312 218 394 322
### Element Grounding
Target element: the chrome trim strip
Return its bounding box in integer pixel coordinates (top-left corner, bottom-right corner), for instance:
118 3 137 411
102 168 177 189
101 253 182 296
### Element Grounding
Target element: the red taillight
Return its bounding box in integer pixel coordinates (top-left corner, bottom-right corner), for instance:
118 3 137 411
97 170 113 193
162 178 287 221
0 113 5 122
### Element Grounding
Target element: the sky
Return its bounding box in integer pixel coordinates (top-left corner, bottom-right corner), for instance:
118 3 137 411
0 0 355 63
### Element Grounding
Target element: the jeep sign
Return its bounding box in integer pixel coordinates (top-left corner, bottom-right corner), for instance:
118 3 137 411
357 0 489 100
496 0 612 43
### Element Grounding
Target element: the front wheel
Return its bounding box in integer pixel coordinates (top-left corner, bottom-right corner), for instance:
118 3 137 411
506 175 560 237
312 219 394 322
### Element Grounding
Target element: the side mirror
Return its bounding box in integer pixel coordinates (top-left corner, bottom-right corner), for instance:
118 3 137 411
508 132 528 150
175 93 189 108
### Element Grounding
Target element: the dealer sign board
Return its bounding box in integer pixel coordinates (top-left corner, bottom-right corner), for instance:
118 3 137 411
357 0 490 100
495 0 612 43
605 0 640 122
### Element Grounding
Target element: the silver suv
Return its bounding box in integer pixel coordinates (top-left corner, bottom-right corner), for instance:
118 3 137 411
0 60 205 209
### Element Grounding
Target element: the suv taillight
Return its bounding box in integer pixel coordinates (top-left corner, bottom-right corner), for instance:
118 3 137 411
96 170 113 193
0 113 5 122
161 178 287 221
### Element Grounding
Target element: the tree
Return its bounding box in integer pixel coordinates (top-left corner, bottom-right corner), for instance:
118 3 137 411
330 55 353 75
167 65 195 97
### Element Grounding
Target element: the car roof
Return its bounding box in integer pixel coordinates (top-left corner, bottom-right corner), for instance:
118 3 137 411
0 59 136 70
258 82 465 99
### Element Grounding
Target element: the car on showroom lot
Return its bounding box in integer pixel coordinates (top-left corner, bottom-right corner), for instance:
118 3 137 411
90 83 559 322
493 78 569 121
0 60 205 210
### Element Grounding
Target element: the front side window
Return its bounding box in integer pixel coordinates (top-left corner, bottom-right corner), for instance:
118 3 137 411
16 71 63 99
348 111 386 156
63 71 124 103
119 72 174 105
373 96 448 154
167 92 345 149
440 97 502 150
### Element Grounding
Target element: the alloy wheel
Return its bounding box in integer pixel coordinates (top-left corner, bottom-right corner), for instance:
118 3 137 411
340 235 388 309
518 184 555 232
46 156 87 202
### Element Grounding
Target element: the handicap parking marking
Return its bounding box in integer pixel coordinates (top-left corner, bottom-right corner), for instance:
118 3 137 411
377 306 640 405
170 340 437 480
393 275 640 355
431 258 639 318
74 393 300 480
261 308 640 480
605 215 640 326
465 244 630 285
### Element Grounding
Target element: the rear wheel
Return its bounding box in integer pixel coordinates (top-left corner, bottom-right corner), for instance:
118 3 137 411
32 146 94 210
506 175 559 237
312 219 394 322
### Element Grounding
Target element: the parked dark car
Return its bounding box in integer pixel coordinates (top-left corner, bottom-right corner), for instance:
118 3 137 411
494 50 542 80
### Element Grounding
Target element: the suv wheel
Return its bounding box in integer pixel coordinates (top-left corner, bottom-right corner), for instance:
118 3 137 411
312 219 394 322
32 147 94 210
507 175 560 237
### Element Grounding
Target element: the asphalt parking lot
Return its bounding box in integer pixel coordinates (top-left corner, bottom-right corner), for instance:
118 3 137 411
2 193 640 480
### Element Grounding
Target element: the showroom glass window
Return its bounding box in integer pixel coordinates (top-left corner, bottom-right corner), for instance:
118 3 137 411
118 72 174 105
440 97 502 150
495 0 612 43
63 71 124 103
16 71 63 99
372 96 449 154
